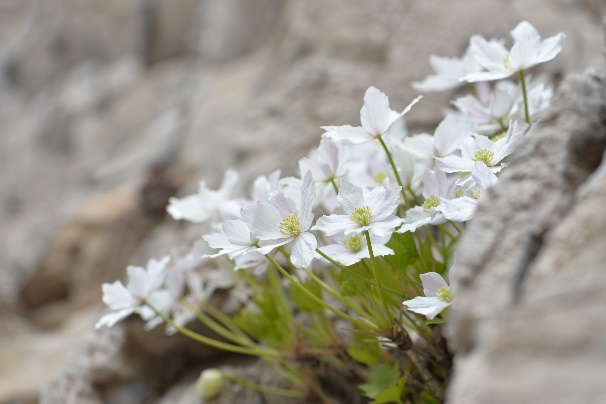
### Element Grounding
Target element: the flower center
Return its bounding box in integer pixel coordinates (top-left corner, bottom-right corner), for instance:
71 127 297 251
373 171 387 184
350 206 373 226
422 195 440 213
472 149 494 166
491 131 507 142
473 189 483 200
343 234 364 253
279 214 301 236
503 55 512 70
436 285 453 303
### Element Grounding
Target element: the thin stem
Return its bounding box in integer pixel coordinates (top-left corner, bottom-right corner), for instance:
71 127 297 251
378 136 408 209
223 373 305 398
448 220 462 234
466 82 478 98
364 230 391 328
316 248 400 294
200 301 251 342
518 69 530 123
145 302 280 358
183 301 253 346
330 178 339 195
496 118 507 132
265 254 373 329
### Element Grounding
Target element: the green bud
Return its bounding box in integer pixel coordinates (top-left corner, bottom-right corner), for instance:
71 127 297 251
195 369 223 400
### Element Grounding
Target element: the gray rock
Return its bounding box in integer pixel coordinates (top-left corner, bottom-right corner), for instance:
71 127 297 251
447 69 606 403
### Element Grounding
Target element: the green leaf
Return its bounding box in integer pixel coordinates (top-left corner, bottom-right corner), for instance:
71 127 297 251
290 280 323 313
384 232 419 270
359 363 400 399
347 332 381 365
341 277 359 297
425 317 445 325
371 375 406 404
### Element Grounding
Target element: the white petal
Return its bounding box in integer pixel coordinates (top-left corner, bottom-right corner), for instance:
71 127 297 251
436 155 475 173
318 244 360 266
434 115 473 157
337 180 365 214
420 272 448 296
269 191 297 217
329 125 373 145
299 171 316 230
313 214 356 236
510 21 541 43
368 216 403 237
102 281 136 310
403 296 450 319
398 207 431 233
248 203 285 240
365 186 401 221
166 194 208 223
361 86 392 135
290 232 317 268
437 197 477 222
95 308 135 329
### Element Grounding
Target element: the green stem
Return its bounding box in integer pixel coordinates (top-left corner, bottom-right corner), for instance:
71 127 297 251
316 248 400 294
364 231 391 328
330 178 340 195
448 220 463 234
378 136 408 209
466 82 478 98
518 69 530 123
145 303 280 358
183 301 253 346
200 301 252 342
223 372 305 398
265 254 373 329
496 118 507 132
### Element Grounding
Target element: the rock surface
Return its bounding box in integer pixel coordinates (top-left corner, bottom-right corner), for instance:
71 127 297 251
447 69 606 403
0 0 603 403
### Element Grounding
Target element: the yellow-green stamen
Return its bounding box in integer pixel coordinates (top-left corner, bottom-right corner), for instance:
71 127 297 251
472 149 494 166
350 206 373 226
279 214 301 236
343 234 364 253
422 195 440 213
473 190 483 200
436 285 453 303
373 171 387 184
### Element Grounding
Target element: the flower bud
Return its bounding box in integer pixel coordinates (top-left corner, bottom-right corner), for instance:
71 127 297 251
195 369 223 400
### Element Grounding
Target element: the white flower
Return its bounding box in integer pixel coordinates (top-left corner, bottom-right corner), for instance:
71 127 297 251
326 86 421 145
402 272 453 319
398 168 452 233
251 170 281 203
412 46 482 92
317 233 393 267
403 115 473 165
313 180 402 238
167 169 238 223
203 219 259 259
241 171 317 269
96 256 172 328
436 120 524 174
463 21 565 83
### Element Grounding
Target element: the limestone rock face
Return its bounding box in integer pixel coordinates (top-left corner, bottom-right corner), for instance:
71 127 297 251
447 69 606 403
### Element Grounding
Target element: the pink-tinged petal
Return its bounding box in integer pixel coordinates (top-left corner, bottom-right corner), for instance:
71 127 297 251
95 308 135 329
102 281 137 310
313 214 356 236
472 162 498 189
422 169 448 198
469 35 508 70
291 232 317 268
329 125 373 145
436 155 475 173
361 86 392 135
299 171 316 230
403 296 450 319
337 180 364 214
420 272 448 296
365 186 401 221
269 191 297 217
434 115 473 157
248 203 284 240
437 197 477 222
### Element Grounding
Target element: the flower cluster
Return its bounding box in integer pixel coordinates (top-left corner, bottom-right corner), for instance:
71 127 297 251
97 21 564 403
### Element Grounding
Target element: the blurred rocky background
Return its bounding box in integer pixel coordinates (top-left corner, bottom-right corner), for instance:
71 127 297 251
0 0 603 403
